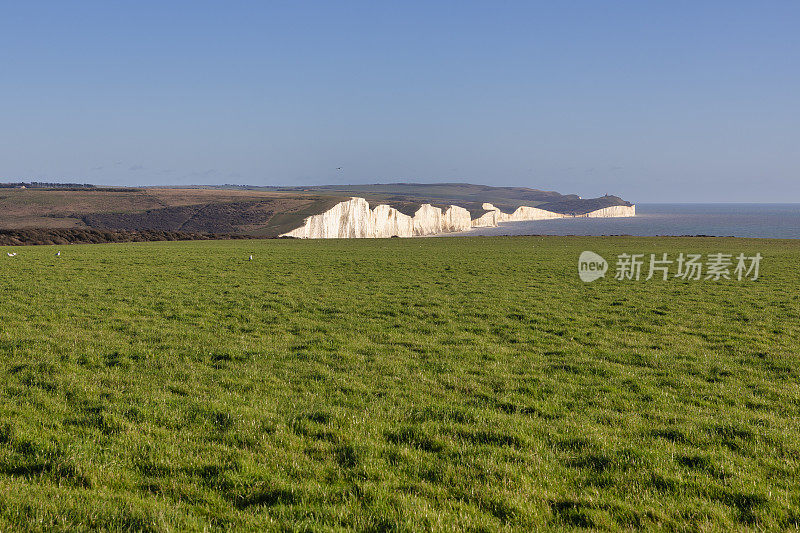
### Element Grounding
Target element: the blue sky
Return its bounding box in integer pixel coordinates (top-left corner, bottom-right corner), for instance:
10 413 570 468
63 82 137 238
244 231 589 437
1 1 798 201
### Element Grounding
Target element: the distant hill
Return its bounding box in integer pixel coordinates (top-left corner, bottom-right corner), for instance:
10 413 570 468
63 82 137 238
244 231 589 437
535 195 633 216
0 188 345 237
263 183 584 216
0 183 632 239
264 183 632 217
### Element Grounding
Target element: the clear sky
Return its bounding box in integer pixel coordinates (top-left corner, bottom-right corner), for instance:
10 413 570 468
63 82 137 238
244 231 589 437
1 1 798 202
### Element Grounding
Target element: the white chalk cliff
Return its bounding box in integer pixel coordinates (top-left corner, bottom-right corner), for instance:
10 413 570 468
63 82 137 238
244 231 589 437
282 197 472 238
281 197 635 238
471 203 569 227
577 205 636 218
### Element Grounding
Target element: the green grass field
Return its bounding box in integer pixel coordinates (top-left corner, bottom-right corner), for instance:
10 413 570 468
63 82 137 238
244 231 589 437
1 236 798 531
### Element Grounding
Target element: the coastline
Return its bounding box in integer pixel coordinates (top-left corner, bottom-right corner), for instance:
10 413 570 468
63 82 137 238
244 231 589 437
449 203 800 240
281 197 635 239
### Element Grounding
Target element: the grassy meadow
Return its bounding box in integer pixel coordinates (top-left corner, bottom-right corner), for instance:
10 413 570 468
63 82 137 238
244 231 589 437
0 236 798 531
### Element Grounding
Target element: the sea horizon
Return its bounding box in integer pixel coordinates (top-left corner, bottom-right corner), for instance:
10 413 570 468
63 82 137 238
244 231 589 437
451 202 800 239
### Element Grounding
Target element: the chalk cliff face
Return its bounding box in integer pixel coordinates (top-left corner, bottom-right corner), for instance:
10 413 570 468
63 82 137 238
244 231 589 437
287 197 372 238
282 198 472 238
372 203 413 237
442 205 473 232
471 204 568 227
577 205 636 218
282 197 635 238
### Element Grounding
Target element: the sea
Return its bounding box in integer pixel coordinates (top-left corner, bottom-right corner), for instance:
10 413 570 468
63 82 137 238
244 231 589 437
452 204 800 239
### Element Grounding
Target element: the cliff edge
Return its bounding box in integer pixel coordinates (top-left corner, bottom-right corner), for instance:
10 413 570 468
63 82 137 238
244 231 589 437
282 197 635 238
281 198 472 238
